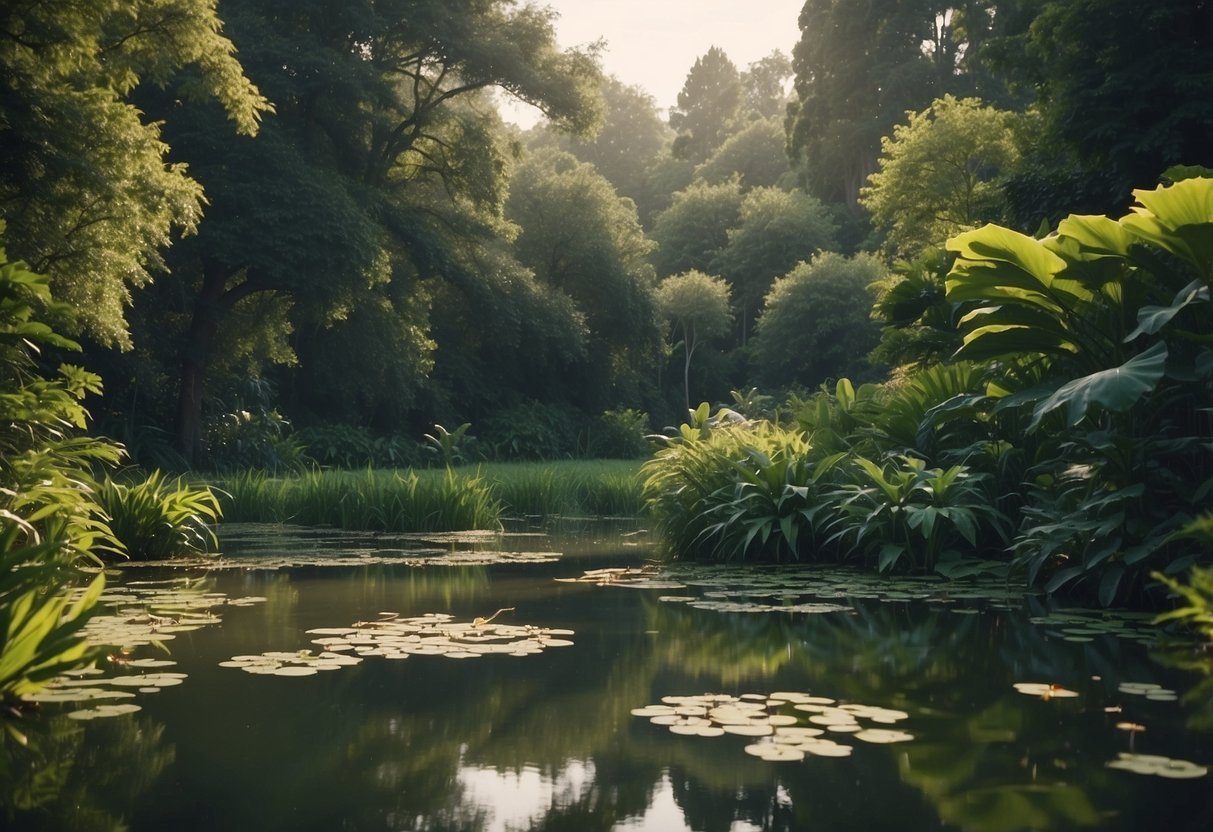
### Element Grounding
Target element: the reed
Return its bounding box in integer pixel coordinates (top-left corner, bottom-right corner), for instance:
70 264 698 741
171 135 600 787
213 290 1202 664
208 460 645 531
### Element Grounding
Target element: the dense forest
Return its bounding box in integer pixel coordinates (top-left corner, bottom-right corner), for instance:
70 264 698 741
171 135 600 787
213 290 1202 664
0 0 1204 472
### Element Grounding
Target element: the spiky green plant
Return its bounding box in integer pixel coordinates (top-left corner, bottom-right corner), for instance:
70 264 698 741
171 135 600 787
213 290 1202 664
96 471 221 560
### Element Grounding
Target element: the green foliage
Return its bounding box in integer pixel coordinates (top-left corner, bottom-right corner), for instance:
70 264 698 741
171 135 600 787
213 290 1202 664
424 424 475 468
1154 561 1213 641
506 148 660 405
215 468 501 533
295 425 424 470
587 409 651 460
695 116 792 190
479 401 582 461
861 96 1022 258
827 455 1007 575
0 232 114 705
0 534 105 701
95 472 220 561
650 180 744 277
655 271 733 410
947 178 1213 602
717 186 839 337
643 415 841 561
0 0 270 347
669 47 743 163
869 248 964 370
750 253 885 389
477 460 645 517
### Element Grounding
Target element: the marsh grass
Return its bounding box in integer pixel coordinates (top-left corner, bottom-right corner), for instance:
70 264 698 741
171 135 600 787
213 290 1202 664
208 461 644 531
475 460 644 518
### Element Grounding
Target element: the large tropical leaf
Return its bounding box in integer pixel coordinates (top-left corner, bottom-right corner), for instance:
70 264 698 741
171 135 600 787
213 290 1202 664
1123 178 1213 280
1124 278 1210 341
1028 342 1168 430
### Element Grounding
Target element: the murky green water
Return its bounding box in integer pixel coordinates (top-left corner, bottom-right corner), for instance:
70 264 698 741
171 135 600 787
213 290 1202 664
5 521 1211 831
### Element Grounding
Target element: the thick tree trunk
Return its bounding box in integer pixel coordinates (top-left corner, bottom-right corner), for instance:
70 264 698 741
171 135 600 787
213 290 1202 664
175 259 237 464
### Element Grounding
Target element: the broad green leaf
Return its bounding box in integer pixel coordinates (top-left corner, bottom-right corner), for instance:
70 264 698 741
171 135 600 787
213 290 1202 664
878 543 905 573
1029 342 1168 430
947 224 1070 299
1124 278 1209 341
1124 178 1213 279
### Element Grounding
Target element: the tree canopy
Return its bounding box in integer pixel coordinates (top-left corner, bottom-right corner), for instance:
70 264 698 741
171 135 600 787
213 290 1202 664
861 95 1022 257
0 0 271 346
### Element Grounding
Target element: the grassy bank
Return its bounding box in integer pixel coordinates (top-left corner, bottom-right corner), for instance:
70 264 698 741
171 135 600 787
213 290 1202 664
208 460 645 532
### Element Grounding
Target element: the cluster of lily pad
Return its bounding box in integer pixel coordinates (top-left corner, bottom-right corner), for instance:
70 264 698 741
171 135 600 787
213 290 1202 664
1028 609 1159 645
557 563 1031 614
221 611 575 676
631 691 913 762
21 577 270 719
23 662 187 719
1106 753 1208 779
1116 681 1178 702
200 524 562 570
76 577 266 648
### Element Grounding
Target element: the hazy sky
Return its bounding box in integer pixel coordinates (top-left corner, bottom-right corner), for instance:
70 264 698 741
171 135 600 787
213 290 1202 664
502 0 805 126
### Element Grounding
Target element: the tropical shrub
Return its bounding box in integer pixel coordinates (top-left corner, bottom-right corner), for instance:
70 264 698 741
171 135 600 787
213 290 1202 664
643 408 845 561
825 454 1008 575
946 177 1213 601
96 471 221 560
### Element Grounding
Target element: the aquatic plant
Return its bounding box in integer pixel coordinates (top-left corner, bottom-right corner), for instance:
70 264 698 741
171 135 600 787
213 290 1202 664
96 471 221 560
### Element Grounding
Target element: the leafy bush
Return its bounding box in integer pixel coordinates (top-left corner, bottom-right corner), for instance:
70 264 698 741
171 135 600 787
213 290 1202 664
947 177 1213 601
586 408 650 459
296 424 425 469
0 228 113 705
826 454 1008 575
96 471 221 560
480 400 582 460
643 409 844 561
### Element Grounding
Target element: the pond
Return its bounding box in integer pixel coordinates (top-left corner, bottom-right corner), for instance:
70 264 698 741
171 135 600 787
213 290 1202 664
5 520 1212 831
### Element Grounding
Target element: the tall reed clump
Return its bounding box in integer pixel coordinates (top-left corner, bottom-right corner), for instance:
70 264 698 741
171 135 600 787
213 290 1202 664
97 471 222 560
213 468 501 532
477 460 645 517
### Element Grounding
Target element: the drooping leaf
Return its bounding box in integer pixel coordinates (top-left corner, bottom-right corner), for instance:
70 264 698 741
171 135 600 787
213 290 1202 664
1029 342 1168 430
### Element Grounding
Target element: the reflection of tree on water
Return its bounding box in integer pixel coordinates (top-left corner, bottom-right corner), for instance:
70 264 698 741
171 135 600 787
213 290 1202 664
1 714 174 831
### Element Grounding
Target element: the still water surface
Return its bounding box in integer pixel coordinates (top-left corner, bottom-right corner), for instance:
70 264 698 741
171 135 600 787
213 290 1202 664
6 521 1212 831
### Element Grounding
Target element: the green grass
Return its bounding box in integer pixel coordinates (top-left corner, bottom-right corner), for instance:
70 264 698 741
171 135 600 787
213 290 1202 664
208 460 645 531
473 460 645 518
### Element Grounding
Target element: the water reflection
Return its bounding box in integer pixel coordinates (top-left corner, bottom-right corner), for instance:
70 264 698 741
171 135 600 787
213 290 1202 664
5 524 1212 831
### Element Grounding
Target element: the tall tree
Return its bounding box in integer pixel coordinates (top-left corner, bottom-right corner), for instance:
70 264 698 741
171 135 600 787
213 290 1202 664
695 116 792 191
669 46 743 164
0 0 270 347
527 76 672 212
740 50 793 119
650 180 744 278
143 0 603 459
506 149 660 408
750 253 885 388
655 271 732 411
717 187 838 343
1008 0 1213 211
787 1 1004 210
860 95 1021 257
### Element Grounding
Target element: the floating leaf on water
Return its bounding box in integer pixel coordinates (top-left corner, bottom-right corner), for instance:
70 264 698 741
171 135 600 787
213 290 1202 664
854 729 914 744
1115 722 1147 733
269 666 319 677
722 723 774 737
1012 682 1079 699
67 703 142 720
1106 752 1207 779
801 741 853 757
744 742 805 762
